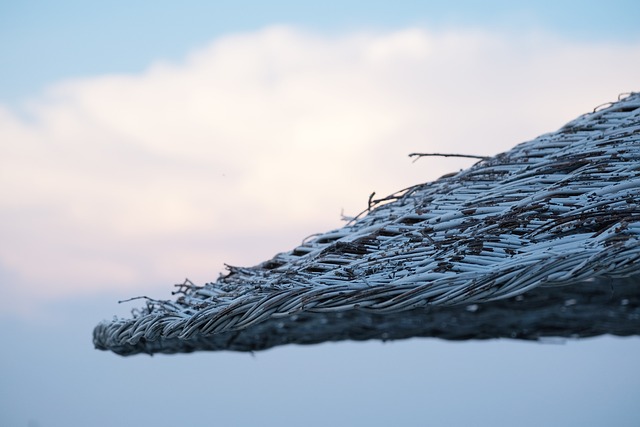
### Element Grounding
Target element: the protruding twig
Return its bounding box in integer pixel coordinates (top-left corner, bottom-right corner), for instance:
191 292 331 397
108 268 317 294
367 191 376 211
409 153 490 163
118 296 151 304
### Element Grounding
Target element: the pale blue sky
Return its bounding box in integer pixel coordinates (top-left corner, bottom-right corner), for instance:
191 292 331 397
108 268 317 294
1 0 639 104
1 2 639 426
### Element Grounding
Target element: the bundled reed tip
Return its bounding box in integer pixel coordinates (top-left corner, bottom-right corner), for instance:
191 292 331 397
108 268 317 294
94 93 640 355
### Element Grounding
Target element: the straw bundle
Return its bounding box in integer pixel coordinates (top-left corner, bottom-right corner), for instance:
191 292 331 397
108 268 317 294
94 93 640 355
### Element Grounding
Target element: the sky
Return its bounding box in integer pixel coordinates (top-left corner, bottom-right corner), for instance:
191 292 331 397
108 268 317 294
1 1 640 426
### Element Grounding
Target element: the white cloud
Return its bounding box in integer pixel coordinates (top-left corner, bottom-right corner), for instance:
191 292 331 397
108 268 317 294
1 26 639 314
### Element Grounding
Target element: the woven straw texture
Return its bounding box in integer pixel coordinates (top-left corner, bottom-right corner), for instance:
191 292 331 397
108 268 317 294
94 93 640 355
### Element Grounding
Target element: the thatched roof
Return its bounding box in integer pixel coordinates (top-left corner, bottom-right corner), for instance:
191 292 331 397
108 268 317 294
94 93 640 356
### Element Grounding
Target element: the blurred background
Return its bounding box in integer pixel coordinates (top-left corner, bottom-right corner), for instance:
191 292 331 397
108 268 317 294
1 1 639 426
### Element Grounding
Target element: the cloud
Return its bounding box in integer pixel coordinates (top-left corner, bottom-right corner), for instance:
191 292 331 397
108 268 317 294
1 25 639 314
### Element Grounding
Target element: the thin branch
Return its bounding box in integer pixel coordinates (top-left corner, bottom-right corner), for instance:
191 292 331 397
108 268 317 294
118 296 151 304
367 191 376 211
409 152 490 163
